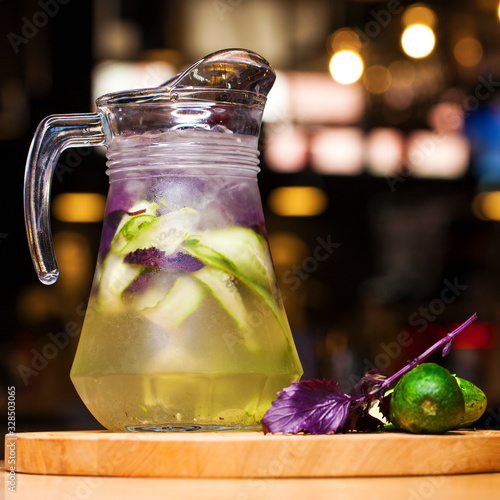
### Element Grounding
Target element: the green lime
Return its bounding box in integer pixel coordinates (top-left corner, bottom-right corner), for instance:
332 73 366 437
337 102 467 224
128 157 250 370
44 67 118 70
454 377 487 428
389 363 465 434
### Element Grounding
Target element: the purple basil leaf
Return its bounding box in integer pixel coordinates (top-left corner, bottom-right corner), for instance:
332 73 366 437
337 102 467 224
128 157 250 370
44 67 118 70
261 379 352 435
442 340 452 357
234 207 266 235
341 370 387 433
261 315 478 435
100 210 126 259
343 406 384 433
124 248 204 272
350 369 387 397
123 272 154 295
125 247 169 267
165 252 205 272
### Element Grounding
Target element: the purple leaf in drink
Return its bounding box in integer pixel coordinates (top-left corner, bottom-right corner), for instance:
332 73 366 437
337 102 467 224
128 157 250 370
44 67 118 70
124 272 154 294
100 210 126 259
234 208 266 234
261 379 352 435
124 247 168 267
165 252 205 272
124 247 204 272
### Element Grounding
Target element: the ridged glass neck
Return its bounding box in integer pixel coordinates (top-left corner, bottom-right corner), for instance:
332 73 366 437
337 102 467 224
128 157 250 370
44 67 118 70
105 131 260 180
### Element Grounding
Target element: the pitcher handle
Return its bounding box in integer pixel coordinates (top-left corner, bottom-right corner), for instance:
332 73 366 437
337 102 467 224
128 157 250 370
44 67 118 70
24 113 106 285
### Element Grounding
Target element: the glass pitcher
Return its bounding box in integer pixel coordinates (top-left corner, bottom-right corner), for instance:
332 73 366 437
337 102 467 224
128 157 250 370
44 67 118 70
24 49 303 432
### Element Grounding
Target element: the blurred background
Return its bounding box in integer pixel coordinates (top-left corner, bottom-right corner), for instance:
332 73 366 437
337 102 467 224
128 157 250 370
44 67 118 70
3 0 500 445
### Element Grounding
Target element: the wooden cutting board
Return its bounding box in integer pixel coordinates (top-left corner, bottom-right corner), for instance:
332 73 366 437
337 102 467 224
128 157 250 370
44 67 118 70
6 429 500 478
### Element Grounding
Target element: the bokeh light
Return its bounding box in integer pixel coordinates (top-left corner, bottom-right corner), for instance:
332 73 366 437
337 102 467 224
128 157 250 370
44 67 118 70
287 72 365 124
472 191 500 221
268 186 329 217
402 4 437 28
267 72 365 125
401 25 436 58
454 37 483 67
264 126 308 173
329 50 364 84
310 127 365 175
389 60 416 88
268 232 309 267
428 102 464 132
384 86 414 111
363 65 392 94
366 128 405 176
406 130 469 178
52 193 106 223
327 28 362 54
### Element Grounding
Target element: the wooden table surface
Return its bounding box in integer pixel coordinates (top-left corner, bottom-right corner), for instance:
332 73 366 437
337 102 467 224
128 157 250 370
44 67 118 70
7 430 500 478
3 461 500 500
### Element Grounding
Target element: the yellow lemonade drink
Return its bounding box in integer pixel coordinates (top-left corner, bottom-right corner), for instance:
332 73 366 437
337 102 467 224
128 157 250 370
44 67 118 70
70 132 303 431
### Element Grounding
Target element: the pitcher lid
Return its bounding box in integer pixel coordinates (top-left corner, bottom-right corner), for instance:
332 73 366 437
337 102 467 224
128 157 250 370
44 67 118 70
96 48 276 108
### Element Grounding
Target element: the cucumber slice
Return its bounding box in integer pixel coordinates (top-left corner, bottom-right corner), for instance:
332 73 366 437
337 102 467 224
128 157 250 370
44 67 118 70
192 267 250 333
97 253 143 312
185 227 271 289
141 275 205 329
111 200 163 247
126 273 167 311
120 208 199 255
193 267 268 352
99 207 200 310
111 214 156 252
183 228 290 335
